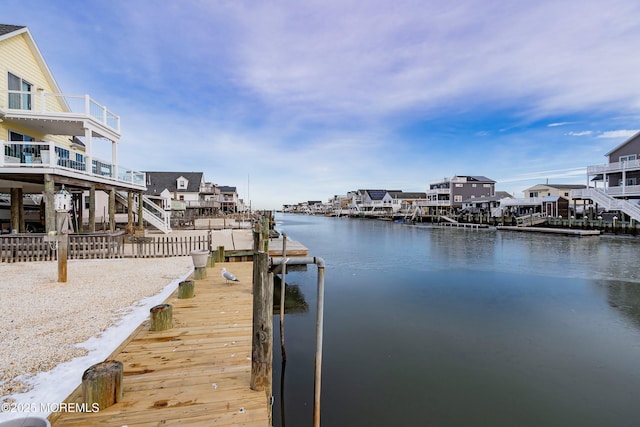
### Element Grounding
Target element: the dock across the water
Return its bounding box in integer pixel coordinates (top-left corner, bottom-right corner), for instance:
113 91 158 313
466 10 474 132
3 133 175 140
497 226 601 236
50 261 270 426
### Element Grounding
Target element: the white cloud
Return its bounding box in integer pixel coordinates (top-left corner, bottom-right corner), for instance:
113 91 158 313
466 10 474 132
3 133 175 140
566 131 593 136
548 122 575 127
597 130 640 139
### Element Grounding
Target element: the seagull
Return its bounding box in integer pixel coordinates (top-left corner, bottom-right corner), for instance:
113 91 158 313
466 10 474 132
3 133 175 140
221 268 240 284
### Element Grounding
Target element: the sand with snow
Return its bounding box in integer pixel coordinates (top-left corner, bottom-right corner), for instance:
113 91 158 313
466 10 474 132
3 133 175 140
0 256 193 421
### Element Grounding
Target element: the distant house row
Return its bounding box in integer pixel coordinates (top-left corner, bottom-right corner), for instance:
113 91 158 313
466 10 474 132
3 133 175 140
286 133 640 223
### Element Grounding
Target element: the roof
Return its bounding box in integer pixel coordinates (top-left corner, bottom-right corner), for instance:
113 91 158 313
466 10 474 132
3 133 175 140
463 175 495 183
604 131 640 157
143 172 204 195
219 186 237 193
528 183 586 190
388 191 427 199
365 190 387 200
0 24 25 37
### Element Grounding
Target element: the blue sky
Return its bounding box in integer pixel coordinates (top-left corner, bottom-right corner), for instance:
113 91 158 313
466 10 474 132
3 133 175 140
5 0 640 209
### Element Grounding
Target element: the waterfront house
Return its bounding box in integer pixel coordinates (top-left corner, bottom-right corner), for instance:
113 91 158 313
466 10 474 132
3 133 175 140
387 191 427 214
219 186 240 213
462 191 513 215
573 131 640 222
426 176 495 214
0 24 154 233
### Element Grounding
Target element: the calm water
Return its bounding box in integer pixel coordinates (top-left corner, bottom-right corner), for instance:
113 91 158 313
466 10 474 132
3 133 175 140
272 214 640 427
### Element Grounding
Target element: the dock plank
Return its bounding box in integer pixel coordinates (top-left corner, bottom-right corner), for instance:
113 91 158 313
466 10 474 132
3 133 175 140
50 261 269 427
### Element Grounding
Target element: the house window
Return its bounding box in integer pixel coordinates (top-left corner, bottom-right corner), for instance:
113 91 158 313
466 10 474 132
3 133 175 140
622 178 638 186
529 192 539 197
620 154 637 163
483 184 491 187
454 195 462 202
472 184 477 187
177 179 187 190
564 192 569 197
455 183 463 187
8 72 32 110
84 196 90 209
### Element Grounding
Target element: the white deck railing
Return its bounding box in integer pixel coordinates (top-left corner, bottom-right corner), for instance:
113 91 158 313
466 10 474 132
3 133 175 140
0 140 144 187
0 90 120 133
587 159 640 175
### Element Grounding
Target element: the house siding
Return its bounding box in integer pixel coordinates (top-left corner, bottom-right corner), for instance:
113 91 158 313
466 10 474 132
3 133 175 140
0 31 70 147
609 135 640 163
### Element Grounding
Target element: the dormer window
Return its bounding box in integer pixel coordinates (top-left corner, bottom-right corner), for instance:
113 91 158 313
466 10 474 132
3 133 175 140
177 177 188 190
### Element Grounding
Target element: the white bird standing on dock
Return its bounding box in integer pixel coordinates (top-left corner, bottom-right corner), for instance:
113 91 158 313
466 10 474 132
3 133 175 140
221 268 240 284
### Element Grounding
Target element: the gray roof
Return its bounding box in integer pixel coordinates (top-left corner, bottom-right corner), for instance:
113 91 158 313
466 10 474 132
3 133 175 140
219 186 236 194
388 191 427 199
0 24 25 37
143 171 203 195
464 175 495 183
366 190 387 200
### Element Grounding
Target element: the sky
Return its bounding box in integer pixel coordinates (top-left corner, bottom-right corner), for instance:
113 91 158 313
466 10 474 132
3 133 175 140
4 0 640 210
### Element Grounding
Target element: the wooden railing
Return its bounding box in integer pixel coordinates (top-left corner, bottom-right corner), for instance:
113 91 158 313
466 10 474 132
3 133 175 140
0 232 211 262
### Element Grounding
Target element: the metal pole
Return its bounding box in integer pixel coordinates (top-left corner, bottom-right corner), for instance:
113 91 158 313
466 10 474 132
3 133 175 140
313 257 325 427
280 233 287 361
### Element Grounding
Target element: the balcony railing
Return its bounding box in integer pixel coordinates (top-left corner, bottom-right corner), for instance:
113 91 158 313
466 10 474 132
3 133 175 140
587 159 640 175
0 90 120 133
1 140 144 187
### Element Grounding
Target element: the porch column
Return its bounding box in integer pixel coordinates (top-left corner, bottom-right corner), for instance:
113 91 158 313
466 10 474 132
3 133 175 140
89 186 96 233
138 193 144 228
44 175 56 233
10 188 20 233
84 127 93 174
109 188 116 232
112 140 118 180
127 192 133 231
77 192 84 233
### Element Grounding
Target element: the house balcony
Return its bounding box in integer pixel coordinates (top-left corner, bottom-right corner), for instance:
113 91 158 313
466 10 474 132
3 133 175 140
427 188 451 195
587 159 640 175
1 140 145 191
0 90 120 140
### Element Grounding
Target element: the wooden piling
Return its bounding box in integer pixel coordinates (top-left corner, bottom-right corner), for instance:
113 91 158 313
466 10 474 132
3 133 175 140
150 304 172 331
250 250 273 423
178 280 195 299
58 233 68 283
81 360 123 411
193 266 206 280
216 245 225 262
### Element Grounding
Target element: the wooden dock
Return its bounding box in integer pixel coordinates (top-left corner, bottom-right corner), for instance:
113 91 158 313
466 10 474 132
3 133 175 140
50 261 270 427
497 226 601 236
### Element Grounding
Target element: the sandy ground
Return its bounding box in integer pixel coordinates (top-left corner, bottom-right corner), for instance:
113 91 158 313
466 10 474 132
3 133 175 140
0 256 194 400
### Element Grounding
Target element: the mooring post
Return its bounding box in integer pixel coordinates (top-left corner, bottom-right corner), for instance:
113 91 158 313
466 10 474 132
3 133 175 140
82 360 123 411
178 280 195 299
150 304 173 331
58 233 68 283
250 249 273 423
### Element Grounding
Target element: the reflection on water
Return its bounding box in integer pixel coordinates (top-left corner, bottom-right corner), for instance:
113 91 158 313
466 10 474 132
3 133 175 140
273 215 640 427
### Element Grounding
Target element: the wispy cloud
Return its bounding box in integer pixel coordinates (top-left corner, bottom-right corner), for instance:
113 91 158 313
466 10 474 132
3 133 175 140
549 122 575 127
567 131 593 136
597 130 639 139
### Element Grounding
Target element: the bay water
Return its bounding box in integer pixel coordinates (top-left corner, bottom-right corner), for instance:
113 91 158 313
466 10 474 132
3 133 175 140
272 213 640 426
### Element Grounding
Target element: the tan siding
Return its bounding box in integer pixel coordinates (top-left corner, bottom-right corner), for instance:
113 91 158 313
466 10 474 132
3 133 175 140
0 32 71 148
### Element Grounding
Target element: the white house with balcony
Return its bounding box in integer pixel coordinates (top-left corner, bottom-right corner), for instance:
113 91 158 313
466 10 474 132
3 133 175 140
572 131 640 222
0 24 169 233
